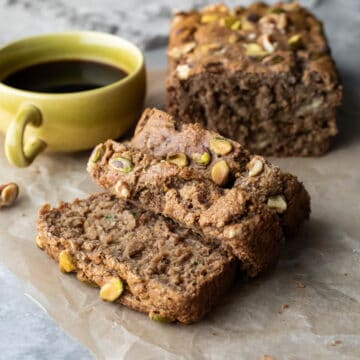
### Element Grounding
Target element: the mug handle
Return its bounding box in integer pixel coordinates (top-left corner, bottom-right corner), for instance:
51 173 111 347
5 104 47 167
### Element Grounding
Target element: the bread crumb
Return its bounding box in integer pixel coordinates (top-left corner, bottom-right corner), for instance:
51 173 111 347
278 304 289 314
296 281 306 288
331 340 342 346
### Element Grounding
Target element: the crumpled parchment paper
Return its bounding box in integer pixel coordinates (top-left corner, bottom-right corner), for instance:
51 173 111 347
0 69 359 360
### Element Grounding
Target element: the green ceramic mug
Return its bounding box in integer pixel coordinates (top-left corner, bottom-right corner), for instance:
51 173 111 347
0 31 146 167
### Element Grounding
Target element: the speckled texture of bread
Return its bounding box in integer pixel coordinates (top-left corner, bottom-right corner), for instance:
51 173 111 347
88 141 283 277
37 193 237 324
166 2 342 156
132 108 310 236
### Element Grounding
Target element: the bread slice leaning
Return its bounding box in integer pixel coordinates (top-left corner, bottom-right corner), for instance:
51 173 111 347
132 108 310 236
37 193 237 324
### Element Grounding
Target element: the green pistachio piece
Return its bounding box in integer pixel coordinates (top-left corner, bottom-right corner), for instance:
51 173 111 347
211 160 230 186
109 157 133 173
288 34 302 50
220 15 239 29
231 20 242 30
201 14 218 24
149 313 173 323
100 278 124 302
166 153 189 167
104 214 117 221
0 182 19 208
245 43 268 58
35 236 45 250
241 19 256 31
192 151 211 166
210 137 233 155
59 250 76 273
91 144 105 163
268 7 286 14
199 43 222 54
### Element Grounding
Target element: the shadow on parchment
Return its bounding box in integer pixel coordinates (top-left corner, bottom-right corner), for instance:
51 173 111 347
206 216 334 321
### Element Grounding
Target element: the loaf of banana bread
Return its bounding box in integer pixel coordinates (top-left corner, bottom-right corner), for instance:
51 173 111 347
88 141 283 277
37 193 237 324
167 2 342 156
131 108 310 236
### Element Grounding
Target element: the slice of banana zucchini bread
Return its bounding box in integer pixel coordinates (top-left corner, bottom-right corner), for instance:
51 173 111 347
37 193 237 324
131 108 310 236
88 142 283 277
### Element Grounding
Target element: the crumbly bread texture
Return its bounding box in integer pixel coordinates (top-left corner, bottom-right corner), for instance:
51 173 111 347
167 2 342 156
37 193 237 324
132 108 310 236
88 141 283 277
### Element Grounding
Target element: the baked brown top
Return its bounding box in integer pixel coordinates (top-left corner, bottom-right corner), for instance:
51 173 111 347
168 2 340 90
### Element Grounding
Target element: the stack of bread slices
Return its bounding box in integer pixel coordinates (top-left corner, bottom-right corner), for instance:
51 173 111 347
36 108 310 324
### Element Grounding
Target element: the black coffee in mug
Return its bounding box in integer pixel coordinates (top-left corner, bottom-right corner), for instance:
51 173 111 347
2 59 128 93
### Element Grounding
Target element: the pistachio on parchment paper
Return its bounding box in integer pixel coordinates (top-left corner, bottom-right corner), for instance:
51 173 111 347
0 183 19 209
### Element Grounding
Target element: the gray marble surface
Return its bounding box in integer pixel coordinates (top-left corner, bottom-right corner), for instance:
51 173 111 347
0 0 359 359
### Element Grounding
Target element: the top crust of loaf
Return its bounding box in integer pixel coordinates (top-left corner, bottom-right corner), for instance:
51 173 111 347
168 2 341 92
